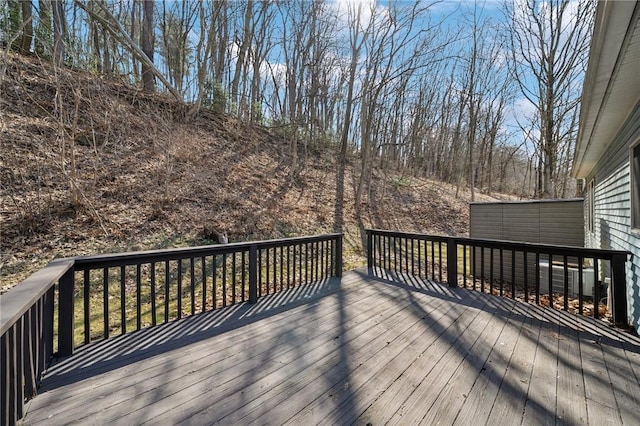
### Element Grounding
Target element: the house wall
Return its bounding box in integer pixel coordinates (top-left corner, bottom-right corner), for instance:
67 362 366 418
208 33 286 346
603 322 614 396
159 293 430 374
585 101 640 331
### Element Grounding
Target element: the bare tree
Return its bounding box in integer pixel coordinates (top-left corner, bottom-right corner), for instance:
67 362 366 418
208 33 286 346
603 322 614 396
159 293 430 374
458 5 513 199
160 1 198 95
75 1 181 100
505 0 595 198
355 1 446 235
334 1 367 233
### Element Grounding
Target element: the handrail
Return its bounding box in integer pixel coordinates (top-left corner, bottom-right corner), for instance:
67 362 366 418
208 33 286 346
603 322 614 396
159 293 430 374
0 233 342 425
0 258 74 336
367 229 630 257
366 229 630 324
73 234 341 269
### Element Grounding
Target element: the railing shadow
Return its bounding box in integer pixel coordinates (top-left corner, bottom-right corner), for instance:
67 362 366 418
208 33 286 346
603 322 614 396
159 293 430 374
360 268 640 422
364 268 640 349
40 276 344 391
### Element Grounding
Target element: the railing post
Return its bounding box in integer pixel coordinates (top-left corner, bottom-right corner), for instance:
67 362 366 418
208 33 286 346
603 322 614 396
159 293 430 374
58 266 75 357
335 235 343 278
249 244 258 304
447 238 458 287
366 230 373 274
2 326 17 426
610 253 628 324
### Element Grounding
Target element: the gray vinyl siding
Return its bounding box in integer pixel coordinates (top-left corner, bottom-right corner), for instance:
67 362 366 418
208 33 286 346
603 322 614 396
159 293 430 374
469 200 584 285
585 100 640 331
503 204 541 243
469 204 503 239
470 200 584 246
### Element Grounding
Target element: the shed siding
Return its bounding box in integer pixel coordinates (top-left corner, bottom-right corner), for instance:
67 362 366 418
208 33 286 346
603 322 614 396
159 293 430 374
539 202 585 246
469 200 584 287
470 200 584 245
586 101 640 330
469 204 504 239
503 204 541 242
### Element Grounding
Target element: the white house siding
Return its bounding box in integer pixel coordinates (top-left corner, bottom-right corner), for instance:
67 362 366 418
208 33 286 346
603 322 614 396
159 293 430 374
586 101 640 330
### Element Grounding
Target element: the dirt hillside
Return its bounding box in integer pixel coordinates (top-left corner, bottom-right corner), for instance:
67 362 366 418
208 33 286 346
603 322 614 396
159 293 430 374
0 53 509 291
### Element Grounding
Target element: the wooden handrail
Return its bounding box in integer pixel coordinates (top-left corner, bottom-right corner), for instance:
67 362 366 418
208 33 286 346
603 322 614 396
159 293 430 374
0 258 74 336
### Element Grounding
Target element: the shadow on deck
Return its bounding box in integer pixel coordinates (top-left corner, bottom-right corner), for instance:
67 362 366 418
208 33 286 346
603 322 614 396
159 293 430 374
23 269 640 425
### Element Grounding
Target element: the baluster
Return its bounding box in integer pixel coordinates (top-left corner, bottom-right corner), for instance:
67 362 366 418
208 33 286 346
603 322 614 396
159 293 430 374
499 249 504 297
222 253 228 307
593 259 600 319
258 250 262 297
490 248 494 294
164 261 170 322
299 244 303 285
151 262 157 324
472 246 477 291
280 246 285 290
273 246 277 292
120 266 126 335
265 248 270 295
524 252 528 303
563 256 569 310
137 263 142 330
242 251 247 302
177 259 183 319
578 256 584 315
232 252 237 304
431 240 435 281
462 244 467 288
535 253 540 304
201 257 207 312
481 246 485 293
438 242 443 283
103 268 109 338
287 245 291 289
190 258 195 316
548 254 553 306
511 251 516 299
83 270 90 344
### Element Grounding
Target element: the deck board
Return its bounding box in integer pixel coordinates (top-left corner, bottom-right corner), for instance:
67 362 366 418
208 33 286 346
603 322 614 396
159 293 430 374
22 269 640 425
384 297 497 425
452 300 526 425
422 299 518 426
300 290 468 424
551 308 589 425
521 305 561 425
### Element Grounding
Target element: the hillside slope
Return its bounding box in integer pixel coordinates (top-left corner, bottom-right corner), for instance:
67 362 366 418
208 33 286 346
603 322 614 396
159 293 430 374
1 53 508 290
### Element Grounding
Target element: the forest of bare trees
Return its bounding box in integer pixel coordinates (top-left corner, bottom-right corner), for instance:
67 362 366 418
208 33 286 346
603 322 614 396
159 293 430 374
1 0 595 206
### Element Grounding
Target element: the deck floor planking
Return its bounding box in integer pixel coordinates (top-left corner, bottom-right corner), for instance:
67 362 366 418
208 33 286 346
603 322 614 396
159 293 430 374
21 269 640 426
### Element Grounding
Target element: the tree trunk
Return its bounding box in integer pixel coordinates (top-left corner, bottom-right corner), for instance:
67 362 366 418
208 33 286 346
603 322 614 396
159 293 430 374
141 0 155 92
35 0 52 56
231 0 253 115
20 0 33 54
52 0 65 66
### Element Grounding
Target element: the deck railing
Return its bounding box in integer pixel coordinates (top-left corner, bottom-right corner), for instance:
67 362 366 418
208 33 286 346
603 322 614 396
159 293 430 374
366 229 629 323
0 233 342 425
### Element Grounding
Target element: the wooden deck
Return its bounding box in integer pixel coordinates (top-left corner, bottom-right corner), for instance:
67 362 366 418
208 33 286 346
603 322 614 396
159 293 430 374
22 269 640 425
